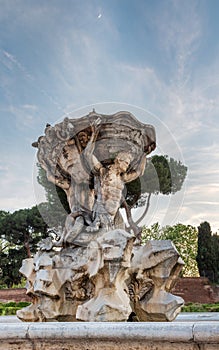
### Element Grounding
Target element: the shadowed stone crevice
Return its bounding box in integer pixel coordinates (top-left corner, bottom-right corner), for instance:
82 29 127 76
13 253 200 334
191 323 196 343
26 324 36 350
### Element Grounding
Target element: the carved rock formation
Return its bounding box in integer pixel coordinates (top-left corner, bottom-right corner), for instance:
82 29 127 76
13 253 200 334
128 240 184 321
17 236 184 322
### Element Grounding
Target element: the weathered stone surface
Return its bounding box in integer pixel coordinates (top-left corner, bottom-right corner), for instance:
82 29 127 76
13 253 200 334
18 237 183 322
18 229 135 322
128 240 184 322
1 322 219 350
194 322 219 342
18 110 184 322
0 324 28 339
33 110 156 241
76 230 134 322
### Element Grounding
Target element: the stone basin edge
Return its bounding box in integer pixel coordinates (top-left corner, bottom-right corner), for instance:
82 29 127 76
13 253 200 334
0 321 219 343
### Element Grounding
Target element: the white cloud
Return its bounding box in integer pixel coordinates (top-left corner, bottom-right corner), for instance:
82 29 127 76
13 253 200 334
155 0 202 67
1 49 32 80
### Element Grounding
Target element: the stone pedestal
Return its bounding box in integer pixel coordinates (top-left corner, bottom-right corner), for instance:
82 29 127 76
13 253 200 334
17 232 184 322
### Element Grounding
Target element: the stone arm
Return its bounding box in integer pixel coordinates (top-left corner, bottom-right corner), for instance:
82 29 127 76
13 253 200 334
123 154 146 183
39 157 70 191
46 169 70 190
83 120 102 175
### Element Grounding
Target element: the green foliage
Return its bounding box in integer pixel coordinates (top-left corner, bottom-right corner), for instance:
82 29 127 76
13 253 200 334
212 234 219 281
196 221 219 283
0 247 27 287
182 302 219 312
0 206 48 287
142 223 199 276
125 155 187 208
0 210 10 220
37 165 70 229
0 301 30 315
146 155 187 195
0 279 26 290
1 301 218 314
0 206 48 252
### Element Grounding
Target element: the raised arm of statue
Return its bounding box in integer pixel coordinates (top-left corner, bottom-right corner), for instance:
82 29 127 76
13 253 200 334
123 153 146 183
83 119 102 175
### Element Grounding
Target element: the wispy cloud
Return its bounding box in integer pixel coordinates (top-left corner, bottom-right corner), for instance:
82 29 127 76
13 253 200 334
2 104 38 130
0 49 32 80
147 0 210 138
155 0 202 78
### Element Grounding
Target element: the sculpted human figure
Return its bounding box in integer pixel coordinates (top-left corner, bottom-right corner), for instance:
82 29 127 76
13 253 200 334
35 121 95 245
34 112 156 245
55 136 95 245
18 111 185 323
83 121 147 233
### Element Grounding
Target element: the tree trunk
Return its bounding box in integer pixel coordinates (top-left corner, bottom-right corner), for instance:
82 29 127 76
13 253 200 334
122 197 141 238
135 193 152 225
24 233 31 258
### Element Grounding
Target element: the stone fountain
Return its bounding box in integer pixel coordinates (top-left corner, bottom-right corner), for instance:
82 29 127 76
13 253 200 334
17 110 184 322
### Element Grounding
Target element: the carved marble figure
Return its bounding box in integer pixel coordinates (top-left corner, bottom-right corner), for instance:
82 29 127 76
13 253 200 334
17 110 184 322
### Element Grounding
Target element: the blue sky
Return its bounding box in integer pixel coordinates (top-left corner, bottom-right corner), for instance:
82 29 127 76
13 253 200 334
0 0 219 232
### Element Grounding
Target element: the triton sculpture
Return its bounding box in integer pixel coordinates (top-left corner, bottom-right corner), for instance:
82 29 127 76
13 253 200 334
17 110 184 322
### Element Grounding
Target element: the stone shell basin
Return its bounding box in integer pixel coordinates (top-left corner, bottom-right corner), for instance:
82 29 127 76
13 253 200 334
54 111 156 164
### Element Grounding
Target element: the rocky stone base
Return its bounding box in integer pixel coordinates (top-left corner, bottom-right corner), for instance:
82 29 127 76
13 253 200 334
17 230 184 322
